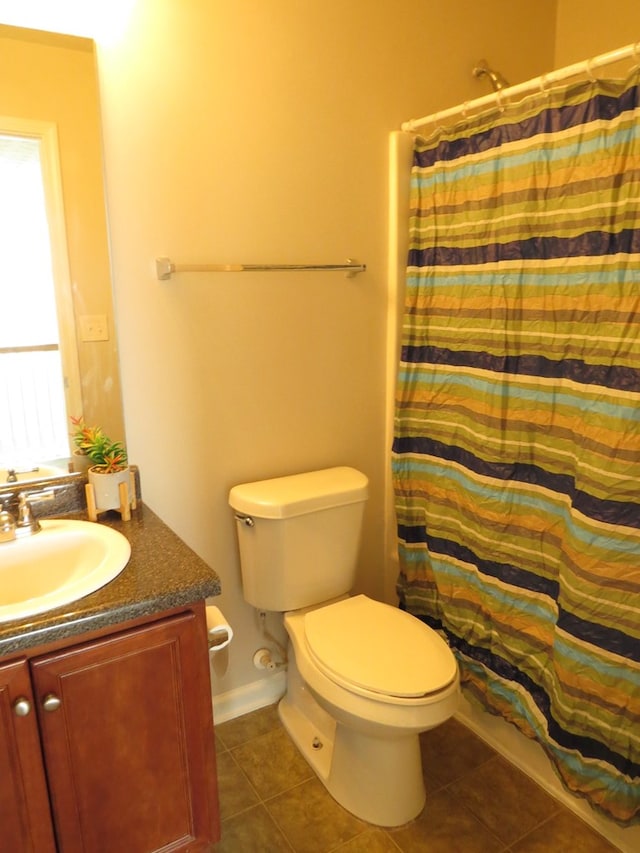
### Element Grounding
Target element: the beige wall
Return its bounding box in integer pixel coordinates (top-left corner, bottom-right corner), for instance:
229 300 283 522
93 0 556 696
556 0 640 67
0 26 124 443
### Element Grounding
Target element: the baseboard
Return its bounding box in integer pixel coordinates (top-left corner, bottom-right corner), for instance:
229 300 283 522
211 671 286 724
456 695 639 853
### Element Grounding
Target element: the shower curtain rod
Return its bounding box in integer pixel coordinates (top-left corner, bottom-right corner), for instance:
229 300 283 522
401 41 640 133
155 257 366 280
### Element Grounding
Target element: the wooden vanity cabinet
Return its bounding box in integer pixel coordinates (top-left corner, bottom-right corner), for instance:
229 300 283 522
0 657 57 852
0 607 220 852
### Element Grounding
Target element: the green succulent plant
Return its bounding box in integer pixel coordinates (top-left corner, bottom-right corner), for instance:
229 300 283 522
70 416 128 473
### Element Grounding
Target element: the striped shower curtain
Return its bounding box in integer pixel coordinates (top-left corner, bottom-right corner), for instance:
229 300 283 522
393 71 640 822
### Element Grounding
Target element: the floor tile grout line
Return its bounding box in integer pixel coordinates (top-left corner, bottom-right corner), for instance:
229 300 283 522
217 740 299 851
213 728 228 753
222 738 320 847
219 802 297 852
261 797 305 853
260 773 404 852
224 725 280 753
434 750 566 848
227 726 316 805
446 782 547 850
214 706 283 751
503 804 565 850
261 774 317 807
327 826 404 852
218 800 265 824
221 747 275 817
262 804 298 853
449 797 508 852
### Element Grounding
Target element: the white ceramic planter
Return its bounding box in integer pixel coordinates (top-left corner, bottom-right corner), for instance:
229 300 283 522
88 466 130 511
71 450 93 475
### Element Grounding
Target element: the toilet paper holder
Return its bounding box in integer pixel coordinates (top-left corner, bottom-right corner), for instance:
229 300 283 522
205 605 233 652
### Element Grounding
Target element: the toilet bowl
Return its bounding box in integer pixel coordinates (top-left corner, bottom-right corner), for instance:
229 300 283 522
278 594 460 826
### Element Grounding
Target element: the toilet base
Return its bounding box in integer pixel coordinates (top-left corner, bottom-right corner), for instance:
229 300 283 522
278 656 426 827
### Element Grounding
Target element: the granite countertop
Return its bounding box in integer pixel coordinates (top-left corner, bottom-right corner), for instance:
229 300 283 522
0 503 221 658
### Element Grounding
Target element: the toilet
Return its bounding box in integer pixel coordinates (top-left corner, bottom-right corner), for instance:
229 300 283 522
229 467 460 827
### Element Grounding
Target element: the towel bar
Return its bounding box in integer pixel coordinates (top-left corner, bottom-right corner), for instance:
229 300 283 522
156 257 366 280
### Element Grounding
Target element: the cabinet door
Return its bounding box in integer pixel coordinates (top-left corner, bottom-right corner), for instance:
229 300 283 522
0 658 57 853
31 610 220 853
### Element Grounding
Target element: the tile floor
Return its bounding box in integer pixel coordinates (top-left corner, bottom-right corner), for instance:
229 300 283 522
212 702 619 852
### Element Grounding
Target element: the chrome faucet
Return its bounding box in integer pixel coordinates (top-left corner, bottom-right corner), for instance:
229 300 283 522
6 488 56 537
5 466 40 483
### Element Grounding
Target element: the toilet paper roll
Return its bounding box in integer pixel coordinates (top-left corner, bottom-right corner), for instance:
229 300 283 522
205 605 233 651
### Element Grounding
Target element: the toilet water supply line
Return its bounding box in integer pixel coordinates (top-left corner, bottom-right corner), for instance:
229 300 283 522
253 609 288 671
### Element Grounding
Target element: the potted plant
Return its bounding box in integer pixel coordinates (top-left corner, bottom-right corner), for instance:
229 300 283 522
70 415 102 474
70 416 130 511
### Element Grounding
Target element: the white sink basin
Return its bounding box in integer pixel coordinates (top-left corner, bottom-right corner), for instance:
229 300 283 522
0 519 131 623
0 464 67 484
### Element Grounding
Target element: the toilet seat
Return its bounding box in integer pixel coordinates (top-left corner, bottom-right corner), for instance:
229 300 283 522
303 595 457 701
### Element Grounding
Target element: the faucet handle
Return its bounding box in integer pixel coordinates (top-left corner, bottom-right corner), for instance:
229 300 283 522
0 508 16 543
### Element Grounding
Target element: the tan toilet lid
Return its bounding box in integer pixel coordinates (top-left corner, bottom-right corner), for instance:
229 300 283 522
304 595 457 699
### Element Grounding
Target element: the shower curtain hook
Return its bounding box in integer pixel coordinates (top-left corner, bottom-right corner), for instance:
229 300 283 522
632 42 640 69
586 58 597 83
539 73 549 95
462 101 469 117
496 89 505 113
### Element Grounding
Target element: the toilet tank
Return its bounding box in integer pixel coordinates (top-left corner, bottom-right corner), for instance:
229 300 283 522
229 467 369 611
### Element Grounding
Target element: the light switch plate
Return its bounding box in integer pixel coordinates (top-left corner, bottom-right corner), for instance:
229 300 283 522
79 314 109 342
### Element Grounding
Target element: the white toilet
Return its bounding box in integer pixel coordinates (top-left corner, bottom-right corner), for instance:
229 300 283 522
229 466 459 827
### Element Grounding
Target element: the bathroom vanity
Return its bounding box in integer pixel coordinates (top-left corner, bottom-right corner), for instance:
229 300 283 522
0 505 221 852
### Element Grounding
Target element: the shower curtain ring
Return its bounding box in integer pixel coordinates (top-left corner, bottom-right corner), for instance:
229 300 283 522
586 58 597 82
496 90 504 113
539 74 549 94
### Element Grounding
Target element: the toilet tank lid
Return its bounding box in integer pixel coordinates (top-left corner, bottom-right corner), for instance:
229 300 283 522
228 467 368 519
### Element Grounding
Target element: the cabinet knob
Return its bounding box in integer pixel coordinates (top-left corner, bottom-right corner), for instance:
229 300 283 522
42 693 62 712
13 696 32 717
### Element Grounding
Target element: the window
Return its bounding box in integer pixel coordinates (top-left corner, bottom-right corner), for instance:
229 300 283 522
0 119 81 465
